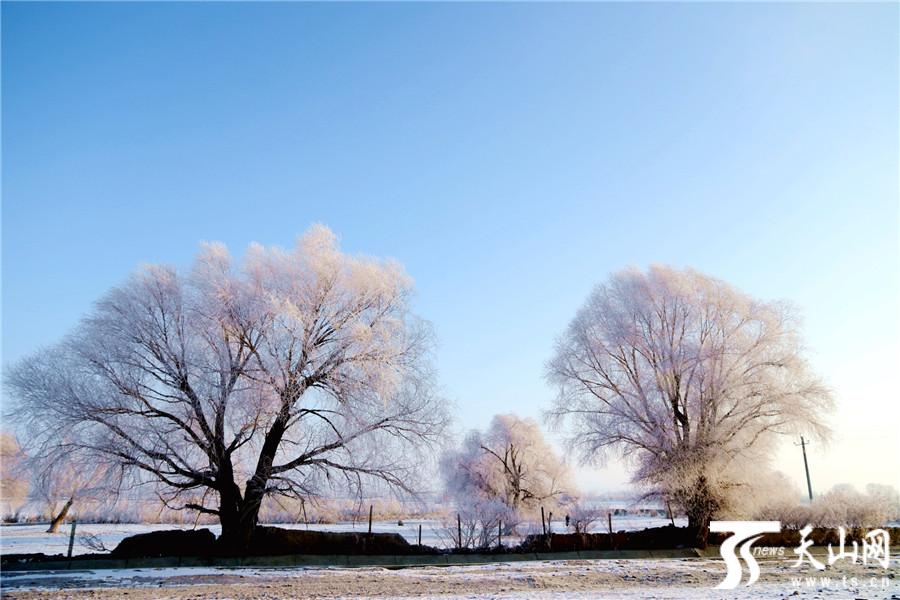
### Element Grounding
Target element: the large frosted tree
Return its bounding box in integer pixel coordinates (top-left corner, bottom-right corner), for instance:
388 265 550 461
7 226 447 548
546 266 832 546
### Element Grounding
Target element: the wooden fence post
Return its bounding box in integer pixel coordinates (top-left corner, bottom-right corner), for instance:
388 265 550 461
608 512 614 549
368 505 373 534
418 523 422 546
457 513 462 550
540 506 546 536
67 519 77 559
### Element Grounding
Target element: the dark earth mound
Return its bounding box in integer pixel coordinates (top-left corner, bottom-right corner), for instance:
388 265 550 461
244 526 435 555
516 525 900 553
111 528 217 558
516 524 708 552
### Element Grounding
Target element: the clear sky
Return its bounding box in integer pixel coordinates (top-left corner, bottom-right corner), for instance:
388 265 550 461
2 2 898 495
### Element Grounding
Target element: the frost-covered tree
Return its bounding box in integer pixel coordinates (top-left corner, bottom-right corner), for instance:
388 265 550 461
6 226 448 549
864 483 900 522
546 266 832 546
0 431 29 520
442 414 576 528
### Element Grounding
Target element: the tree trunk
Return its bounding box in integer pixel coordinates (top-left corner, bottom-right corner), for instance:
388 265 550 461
215 465 273 554
687 512 710 549
684 475 716 549
215 465 260 554
217 413 288 554
218 501 260 554
46 497 73 533
218 492 269 553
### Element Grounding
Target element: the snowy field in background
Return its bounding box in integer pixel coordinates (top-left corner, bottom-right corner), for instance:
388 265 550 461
0 515 686 555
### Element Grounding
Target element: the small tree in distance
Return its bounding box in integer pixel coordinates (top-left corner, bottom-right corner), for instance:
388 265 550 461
441 414 576 536
566 502 608 534
546 265 833 546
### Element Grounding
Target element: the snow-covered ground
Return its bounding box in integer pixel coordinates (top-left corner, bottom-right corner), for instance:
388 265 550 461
0 515 685 555
2 556 897 599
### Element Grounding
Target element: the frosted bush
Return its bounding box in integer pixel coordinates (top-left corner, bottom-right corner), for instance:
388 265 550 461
754 483 899 529
567 502 609 534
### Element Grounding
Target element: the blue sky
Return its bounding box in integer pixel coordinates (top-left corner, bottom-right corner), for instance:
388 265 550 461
3 2 898 493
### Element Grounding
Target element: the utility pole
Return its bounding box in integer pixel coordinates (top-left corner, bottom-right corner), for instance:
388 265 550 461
795 436 813 501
